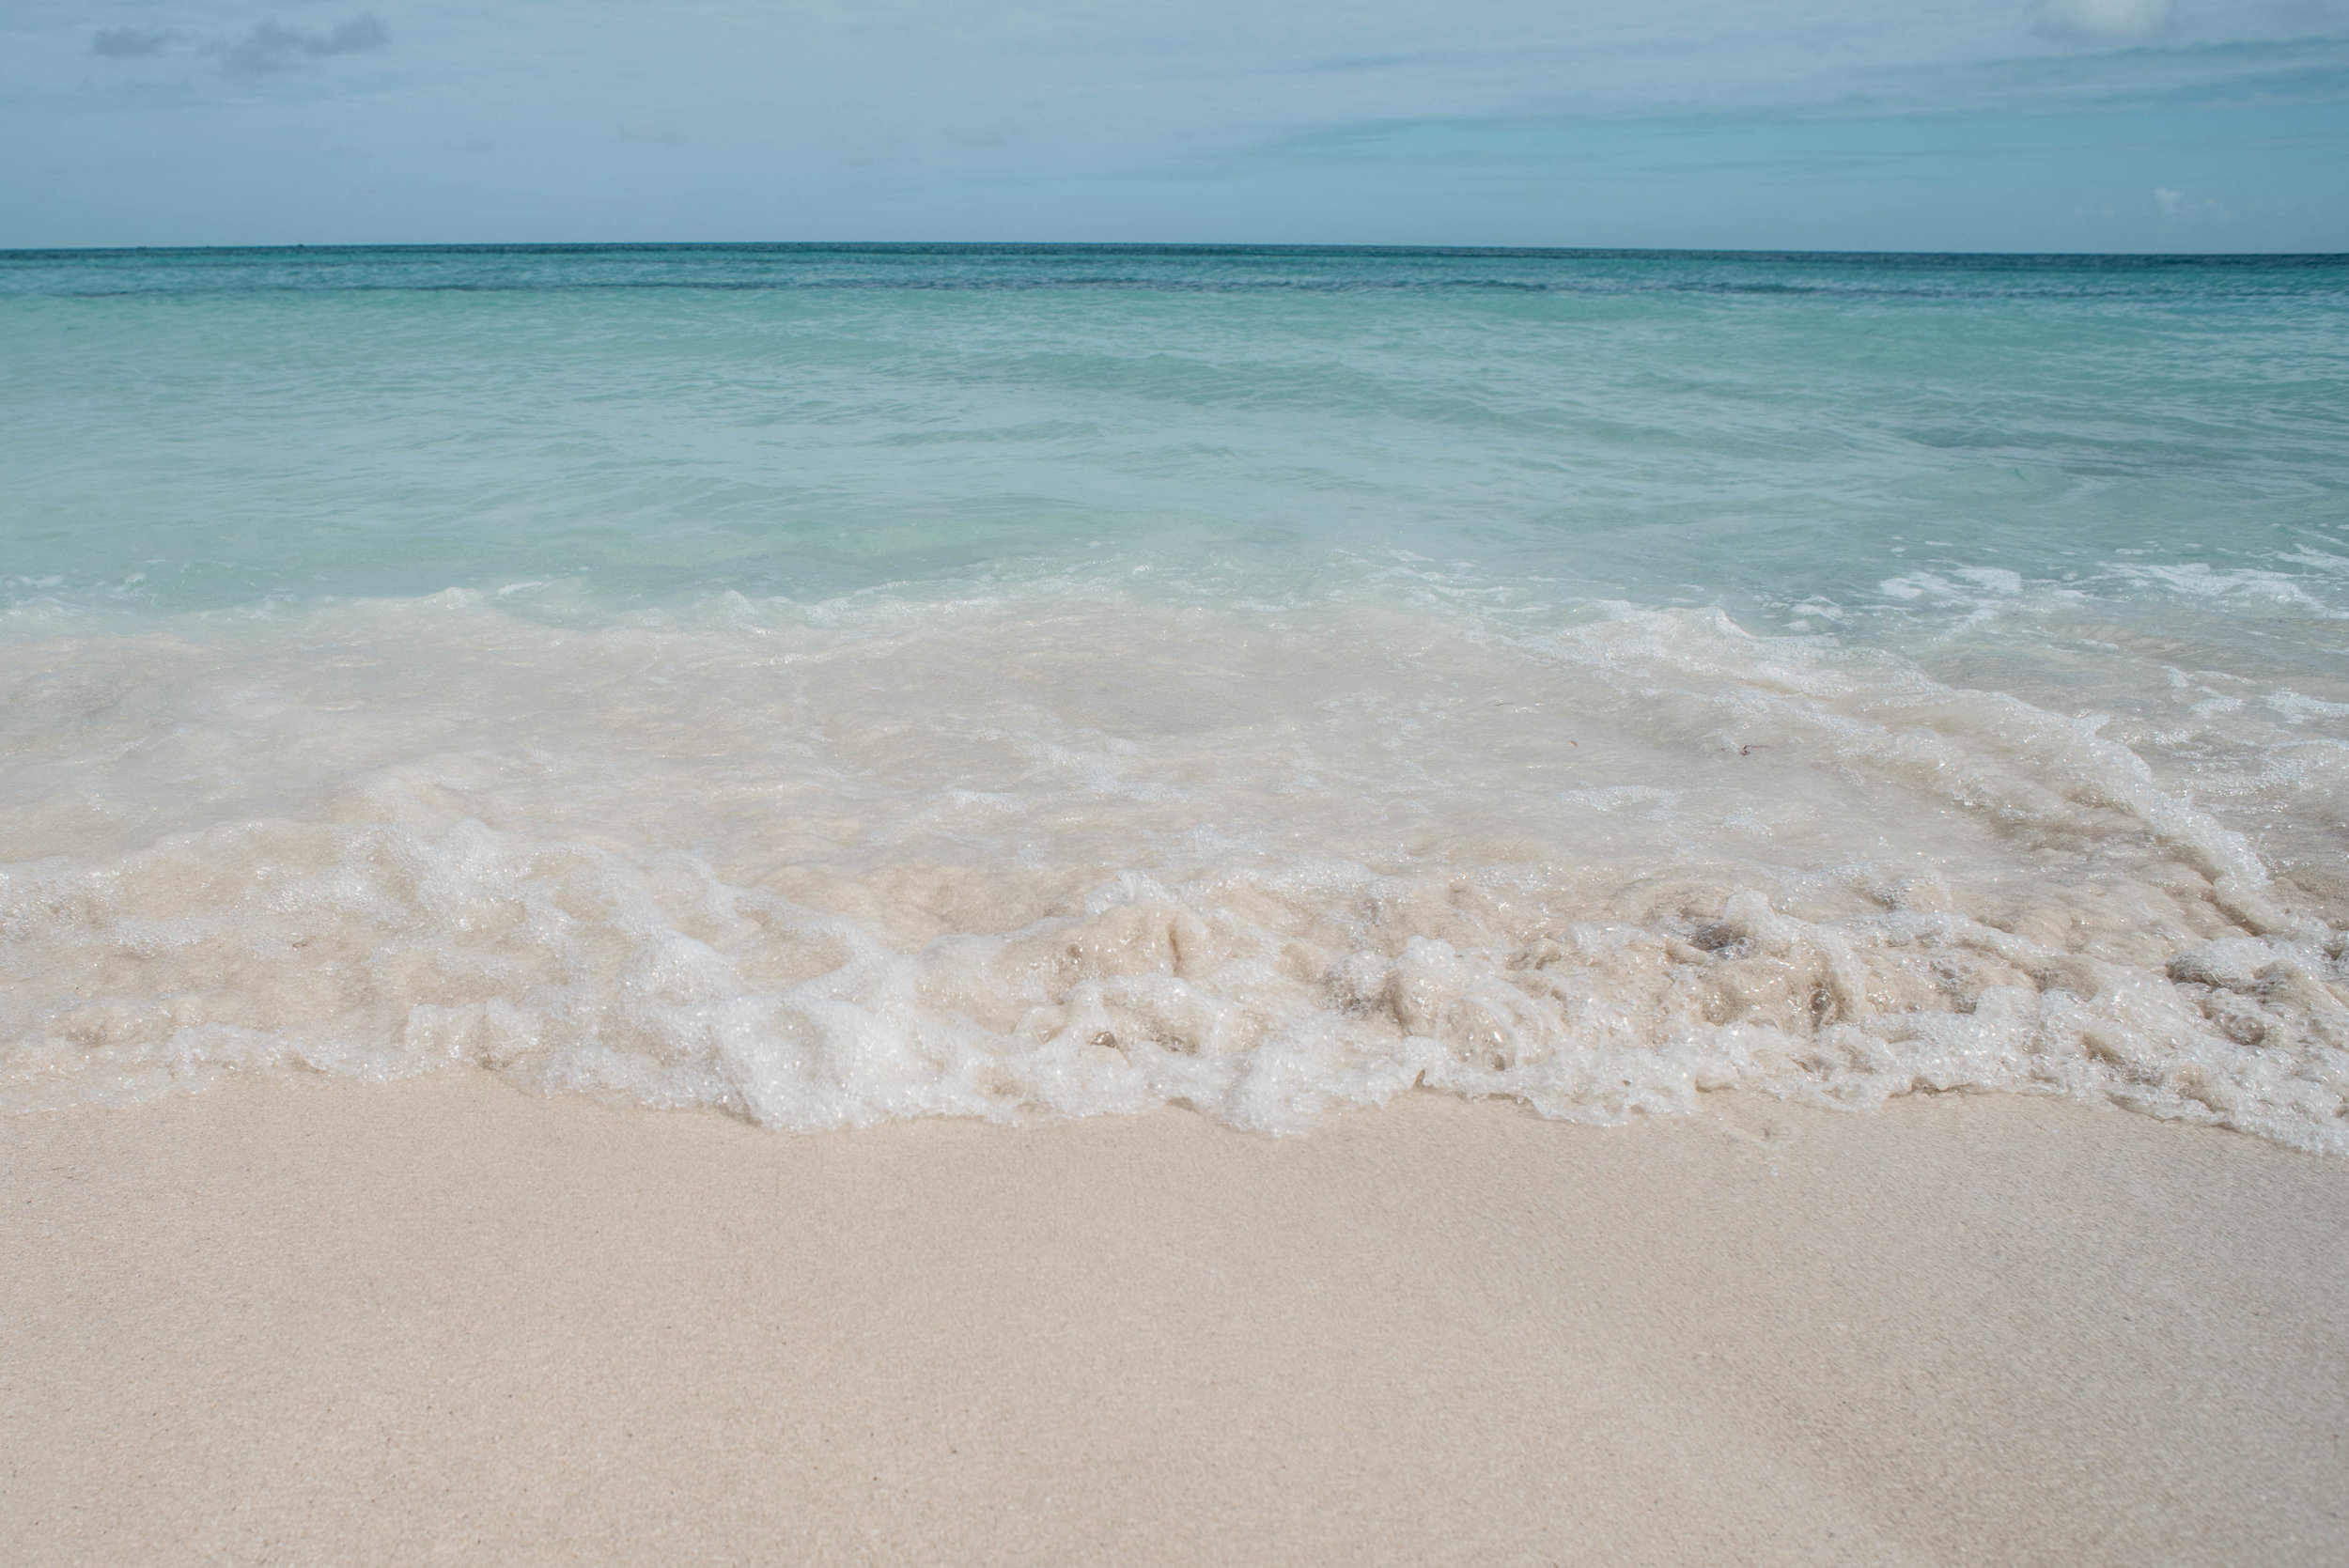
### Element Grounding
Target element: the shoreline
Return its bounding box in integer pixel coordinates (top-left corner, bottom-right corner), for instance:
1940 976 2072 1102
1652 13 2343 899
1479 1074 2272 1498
7 1077 2344 1564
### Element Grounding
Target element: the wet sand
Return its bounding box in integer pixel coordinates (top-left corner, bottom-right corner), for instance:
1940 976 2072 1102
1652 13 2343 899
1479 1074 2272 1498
4 1077 2343 1565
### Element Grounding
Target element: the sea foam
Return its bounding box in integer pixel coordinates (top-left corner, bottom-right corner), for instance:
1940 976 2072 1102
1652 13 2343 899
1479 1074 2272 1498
4 589 2341 1149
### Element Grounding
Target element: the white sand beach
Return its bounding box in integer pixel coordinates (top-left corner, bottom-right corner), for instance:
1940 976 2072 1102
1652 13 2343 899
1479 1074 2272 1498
6 1079 2342 1565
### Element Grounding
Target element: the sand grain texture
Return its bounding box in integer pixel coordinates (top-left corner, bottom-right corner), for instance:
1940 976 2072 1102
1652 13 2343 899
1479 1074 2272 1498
4 1078 2344 1565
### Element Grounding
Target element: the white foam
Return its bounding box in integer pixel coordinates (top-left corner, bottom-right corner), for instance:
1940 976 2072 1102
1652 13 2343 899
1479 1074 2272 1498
3 588 2344 1151
2108 562 2339 614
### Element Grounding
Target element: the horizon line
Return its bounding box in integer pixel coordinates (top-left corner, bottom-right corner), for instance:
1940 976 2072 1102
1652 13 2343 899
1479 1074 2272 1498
5 241 2347 263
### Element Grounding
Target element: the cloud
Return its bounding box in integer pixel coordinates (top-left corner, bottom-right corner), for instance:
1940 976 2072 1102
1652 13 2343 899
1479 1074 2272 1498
2155 185 2224 220
90 26 179 59
217 14 391 81
2030 0 2176 43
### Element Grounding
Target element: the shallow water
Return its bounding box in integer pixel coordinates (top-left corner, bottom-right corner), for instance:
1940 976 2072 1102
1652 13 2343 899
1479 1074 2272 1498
4 245 2346 1147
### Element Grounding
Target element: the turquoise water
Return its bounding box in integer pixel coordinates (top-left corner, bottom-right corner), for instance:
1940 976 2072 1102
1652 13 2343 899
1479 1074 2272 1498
4 245 2346 1146
7 245 2345 615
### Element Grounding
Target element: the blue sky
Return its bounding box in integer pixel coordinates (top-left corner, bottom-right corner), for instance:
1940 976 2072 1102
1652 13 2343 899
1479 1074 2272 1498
3 0 2343 250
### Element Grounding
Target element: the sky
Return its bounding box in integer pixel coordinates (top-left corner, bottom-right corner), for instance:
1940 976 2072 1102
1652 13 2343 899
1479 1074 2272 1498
2 0 2344 251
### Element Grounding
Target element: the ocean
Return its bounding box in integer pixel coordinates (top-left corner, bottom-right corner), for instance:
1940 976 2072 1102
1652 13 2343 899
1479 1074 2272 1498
2 244 2344 1150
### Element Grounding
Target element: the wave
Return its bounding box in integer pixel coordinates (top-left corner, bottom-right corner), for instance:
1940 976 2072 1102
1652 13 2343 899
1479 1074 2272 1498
3 588 2343 1149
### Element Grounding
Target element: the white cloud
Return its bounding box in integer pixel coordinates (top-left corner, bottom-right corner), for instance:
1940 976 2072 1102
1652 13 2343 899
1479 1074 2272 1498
2155 185 2225 220
2031 0 2176 42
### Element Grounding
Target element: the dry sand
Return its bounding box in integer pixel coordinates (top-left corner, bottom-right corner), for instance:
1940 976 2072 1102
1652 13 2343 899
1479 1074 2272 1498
4 1077 2343 1566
